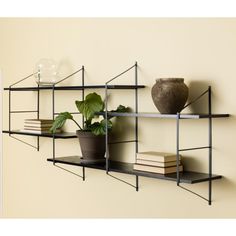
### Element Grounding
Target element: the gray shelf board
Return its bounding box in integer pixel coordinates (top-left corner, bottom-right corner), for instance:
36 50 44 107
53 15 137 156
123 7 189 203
2 130 77 139
98 112 229 119
4 85 145 91
47 156 222 184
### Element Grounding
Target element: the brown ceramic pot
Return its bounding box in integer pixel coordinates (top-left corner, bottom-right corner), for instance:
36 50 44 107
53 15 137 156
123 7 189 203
151 78 188 114
76 130 106 163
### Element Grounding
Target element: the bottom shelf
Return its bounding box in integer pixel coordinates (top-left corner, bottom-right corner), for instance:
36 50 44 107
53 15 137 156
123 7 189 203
47 156 222 184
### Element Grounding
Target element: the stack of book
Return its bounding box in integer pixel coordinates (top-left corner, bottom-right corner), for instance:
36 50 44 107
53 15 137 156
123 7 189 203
22 119 60 134
133 151 183 174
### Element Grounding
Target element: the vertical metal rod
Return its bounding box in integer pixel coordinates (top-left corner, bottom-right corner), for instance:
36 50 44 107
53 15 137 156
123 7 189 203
134 62 139 192
176 113 180 186
82 67 85 180
105 84 109 174
82 66 85 128
37 84 40 151
52 85 55 164
134 62 138 160
208 86 212 205
9 88 11 136
82 167 85 181
136 175 139 191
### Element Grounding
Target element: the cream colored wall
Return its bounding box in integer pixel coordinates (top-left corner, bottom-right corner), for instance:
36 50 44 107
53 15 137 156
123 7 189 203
0 18 236 218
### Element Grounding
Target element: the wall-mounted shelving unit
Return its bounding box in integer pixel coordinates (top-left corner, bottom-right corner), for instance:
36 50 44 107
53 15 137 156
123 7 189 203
2 62 229 205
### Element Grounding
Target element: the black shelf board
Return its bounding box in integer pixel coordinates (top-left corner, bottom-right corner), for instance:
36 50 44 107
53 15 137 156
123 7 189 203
97 112 230 119
4 85 145 91
47 156 222 184
2 130 77 139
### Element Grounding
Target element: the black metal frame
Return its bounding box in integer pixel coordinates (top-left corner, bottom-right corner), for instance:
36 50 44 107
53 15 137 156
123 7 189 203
104 66 215 204
176 86 213 205
51 67 85 180
7 68 86 180
4 63 227 205
8 72 39 150
105 62 139 191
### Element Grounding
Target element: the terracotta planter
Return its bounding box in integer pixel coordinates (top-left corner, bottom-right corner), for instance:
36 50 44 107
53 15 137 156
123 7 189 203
76 130 106 163
151 78 189 114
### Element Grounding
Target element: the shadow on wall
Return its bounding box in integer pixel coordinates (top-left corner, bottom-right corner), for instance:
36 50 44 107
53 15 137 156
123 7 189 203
109 117 135 162
181 155 207 172
187 80 213 114
214 177 236 202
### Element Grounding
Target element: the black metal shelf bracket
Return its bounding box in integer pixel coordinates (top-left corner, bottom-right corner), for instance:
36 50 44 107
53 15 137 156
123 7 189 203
54 164 85 180
107 173 139 191
8 72 39 150
105 62 139 188
177 86 213 205
51 67 84 166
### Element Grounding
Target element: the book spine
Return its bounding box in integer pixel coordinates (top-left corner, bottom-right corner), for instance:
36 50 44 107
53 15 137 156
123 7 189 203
136 159 181 167
133 164 183 174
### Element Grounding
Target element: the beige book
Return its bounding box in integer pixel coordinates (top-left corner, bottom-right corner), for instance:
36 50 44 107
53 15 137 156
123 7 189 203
24 119 54 124
24 126 52 131
21 129 61 134
133 164 183 174
136 159 181 167
24 124 53 128
137 151 181 162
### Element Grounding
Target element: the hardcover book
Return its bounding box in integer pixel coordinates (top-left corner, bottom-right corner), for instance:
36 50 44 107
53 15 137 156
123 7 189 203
133 163 183 174
137 151 181 162
24 119 54 124
136 159 181 167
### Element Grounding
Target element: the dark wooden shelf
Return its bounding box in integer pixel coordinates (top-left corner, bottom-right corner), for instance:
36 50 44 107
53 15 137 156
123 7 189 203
2 130 77 139
98 112 230 119
47 156 222 184
4 85 145 91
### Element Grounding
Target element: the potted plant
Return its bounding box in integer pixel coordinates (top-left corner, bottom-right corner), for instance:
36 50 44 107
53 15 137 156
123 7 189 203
50 92 129 163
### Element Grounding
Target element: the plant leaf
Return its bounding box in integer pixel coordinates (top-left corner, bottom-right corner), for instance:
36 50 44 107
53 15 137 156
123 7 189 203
90 120 112 136
75 92 104 121
108 105 130 119
50 112 73 133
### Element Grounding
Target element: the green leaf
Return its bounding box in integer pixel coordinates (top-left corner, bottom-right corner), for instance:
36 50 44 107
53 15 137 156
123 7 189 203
75 92 104 121
108 105 130 119
50 112 73 133
90 120 112 136
113 105 130 113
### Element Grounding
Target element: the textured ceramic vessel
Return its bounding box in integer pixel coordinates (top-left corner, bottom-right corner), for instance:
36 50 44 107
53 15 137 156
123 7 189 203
76 130 105 163
151 78 189 114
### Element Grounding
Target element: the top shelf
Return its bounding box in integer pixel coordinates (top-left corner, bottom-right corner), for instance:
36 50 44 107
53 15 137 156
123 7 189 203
4 85 145 91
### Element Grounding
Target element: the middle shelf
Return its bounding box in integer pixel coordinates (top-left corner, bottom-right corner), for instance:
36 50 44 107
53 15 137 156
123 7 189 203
47 156 222 184
2 130 77 139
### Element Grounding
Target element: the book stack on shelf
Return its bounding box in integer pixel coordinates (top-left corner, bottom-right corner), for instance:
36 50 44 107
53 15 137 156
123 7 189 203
22 119 60 134
133 151 183 174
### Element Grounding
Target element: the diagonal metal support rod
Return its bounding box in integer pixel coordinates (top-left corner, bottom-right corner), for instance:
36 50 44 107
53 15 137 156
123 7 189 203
179 86 212 205
54 164 85 180
105 62 138 174
10 72 37 88
106 64 136 85
178 184 209 203
10 135 38 150
183 88 209 109
107 173 139 191
179 146 210 152
54 67 83 85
